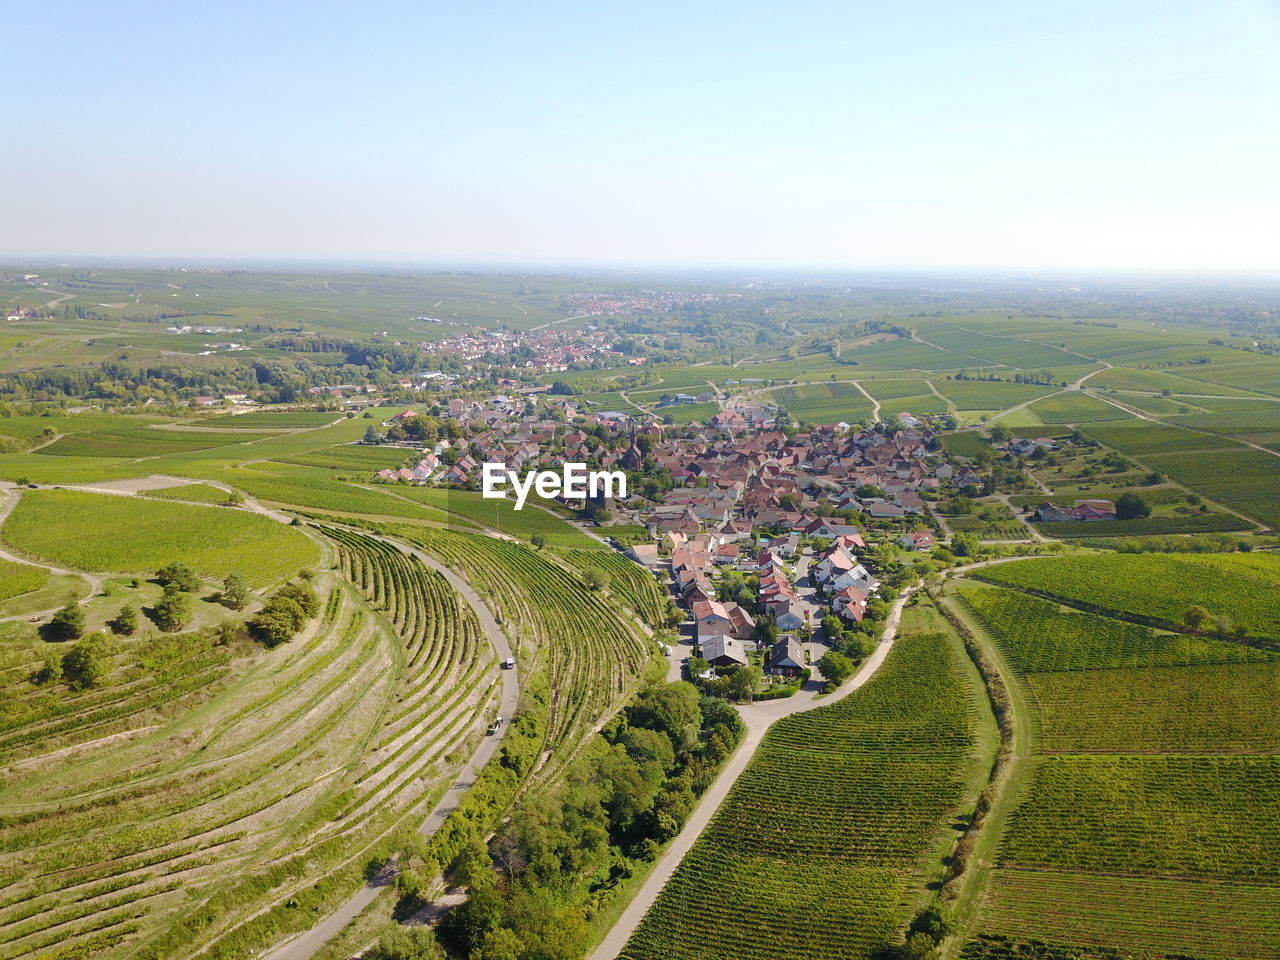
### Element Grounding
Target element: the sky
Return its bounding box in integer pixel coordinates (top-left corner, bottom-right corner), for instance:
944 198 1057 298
4 0 1279 272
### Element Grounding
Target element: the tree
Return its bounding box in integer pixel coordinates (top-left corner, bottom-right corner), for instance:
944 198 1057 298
531 533 547 551
1183 605 1210 629
224 489 244 506
726 664 760 702
108 603 138 636
156 561 200 592
62 633 108 689
584 569 609 591
152 582 193 632
951 532 979 558
1115 492 1150 520
220 572 252 611
818 650 855 687
249 595 307 647
362 425 383 445
47 602 86 642
276 579 320 618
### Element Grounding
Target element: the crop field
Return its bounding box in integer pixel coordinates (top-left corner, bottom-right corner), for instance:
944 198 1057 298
882 392 950 416
0 557 49 602
1142 447 1280 527
1027 393 1133 424
966 872 1280 960
940 431 991 458
1001 755 1280 879
0 523 501 959
771 383 876 423
558 547 669 627
956 587 1271 673
859 378 928 400
620 615 988 960
842 337 966 371
658 401 720 424
933 380 1055 410
1026 662 1280 753
955 567 1280 960
392 524 649 773
976 553 1280 642
1082 421 1222 454
3 489 317 584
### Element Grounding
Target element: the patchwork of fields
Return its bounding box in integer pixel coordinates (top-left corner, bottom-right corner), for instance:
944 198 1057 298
954 576 1280 960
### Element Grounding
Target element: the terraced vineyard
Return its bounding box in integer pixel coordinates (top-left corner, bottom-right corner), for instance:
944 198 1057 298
619 613 989 960
0 521 500 960
953 574 1280 960
391 525 650 779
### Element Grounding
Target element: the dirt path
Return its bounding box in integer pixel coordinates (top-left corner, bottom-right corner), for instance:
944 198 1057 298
851 380 881 421
0 485 103 610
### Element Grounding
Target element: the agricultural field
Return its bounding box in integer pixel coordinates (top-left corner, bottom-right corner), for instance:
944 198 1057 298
620 605 991 960
771 382 876 424
390 524 650 773
951 571 1280 960
973 553 1280 644
3 489 318 584
0 557 49 602
0 527 502 959
1026 392 1133 424
933 380 1056 411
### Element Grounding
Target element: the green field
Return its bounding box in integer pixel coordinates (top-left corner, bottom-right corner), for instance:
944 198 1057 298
1027 393 1133 424
975 553 1280 643
3 489 317 584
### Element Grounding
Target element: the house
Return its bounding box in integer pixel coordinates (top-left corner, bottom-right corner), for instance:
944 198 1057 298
832 585 868 623
692 600 733 640
625 543 660 566
702 635 748 669
768 637 806 677
899 531 935 551
1035 499 1116 523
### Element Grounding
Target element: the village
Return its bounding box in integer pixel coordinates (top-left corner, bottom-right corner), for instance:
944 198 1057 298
362 390 997 699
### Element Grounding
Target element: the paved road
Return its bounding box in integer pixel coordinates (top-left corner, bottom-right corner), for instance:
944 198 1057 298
588 585 917 960
262 529 519 960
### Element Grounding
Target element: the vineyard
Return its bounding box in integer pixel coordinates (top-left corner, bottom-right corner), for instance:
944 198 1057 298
974 553 1280 643
390 524 651 778
0 515 502 960
1027 393 1133 424
0 557 48 602
619 614 988 960
953 575 1280 960
955 587 1271 673
2 489 318 586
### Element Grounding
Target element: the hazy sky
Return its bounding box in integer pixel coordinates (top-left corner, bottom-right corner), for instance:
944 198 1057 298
5 0 1279 271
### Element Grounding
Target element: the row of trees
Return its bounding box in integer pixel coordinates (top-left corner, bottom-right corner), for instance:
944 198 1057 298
435 681 744 960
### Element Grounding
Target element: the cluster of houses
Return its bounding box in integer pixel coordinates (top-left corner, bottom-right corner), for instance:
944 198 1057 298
418 327 625 373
